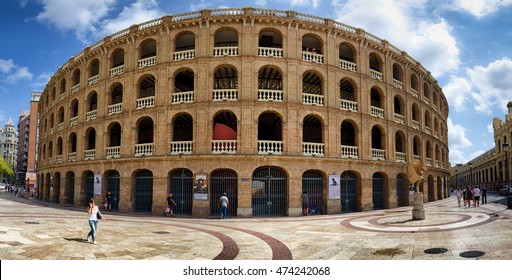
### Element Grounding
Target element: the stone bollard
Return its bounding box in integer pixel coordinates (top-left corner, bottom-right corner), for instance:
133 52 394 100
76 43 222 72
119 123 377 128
412 192 425 220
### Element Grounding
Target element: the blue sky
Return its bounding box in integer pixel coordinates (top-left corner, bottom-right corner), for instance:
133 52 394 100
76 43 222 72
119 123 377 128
1 0 512 166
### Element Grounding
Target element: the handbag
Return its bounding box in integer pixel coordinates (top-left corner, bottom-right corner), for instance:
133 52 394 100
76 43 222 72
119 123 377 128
97 211 103 220
165 207 170 213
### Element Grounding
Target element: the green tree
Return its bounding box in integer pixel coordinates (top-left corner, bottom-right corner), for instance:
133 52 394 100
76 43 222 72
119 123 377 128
0 157 14 179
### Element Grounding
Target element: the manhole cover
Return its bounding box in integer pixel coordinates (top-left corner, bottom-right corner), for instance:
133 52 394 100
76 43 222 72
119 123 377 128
460 251 485 258
153 231 170 234
424 248 448 254
25 221 39 224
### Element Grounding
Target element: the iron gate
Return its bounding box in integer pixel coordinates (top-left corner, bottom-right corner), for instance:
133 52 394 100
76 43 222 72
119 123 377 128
54 175 60 204
341 171 357 213
68 174 75 205
302 171 324 211
107 172 120 211
252 167 287 216
396 176 407 207
210 170 238 217
85 175 94 207
169 169 193 215
135 171 153 213
372 173 384 210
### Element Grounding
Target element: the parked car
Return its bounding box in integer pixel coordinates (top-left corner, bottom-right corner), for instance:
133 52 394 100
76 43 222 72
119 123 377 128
499 185 512 196
0 183 5 190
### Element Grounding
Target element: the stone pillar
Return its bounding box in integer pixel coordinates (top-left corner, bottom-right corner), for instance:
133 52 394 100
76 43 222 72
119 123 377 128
237 177 253 217
412 191 425 220
288 178 302 216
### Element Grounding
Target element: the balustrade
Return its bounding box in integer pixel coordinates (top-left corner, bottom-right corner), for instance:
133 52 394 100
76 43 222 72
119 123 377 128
108 103 122 115
212 89 238 101
69 116 78 127
393 113 405 124
372 148 386 160
339 99 357 112
302 142 324 156
258 47 283 58
68 152 77 162
86 110 97 121
371 106 384 118
258 140 283 155
339 59 357 72
258 89 283 102
340 145 358 159
412 120 420 130
413 155 421 162
213 46 239 56
212 140 237 154
302 51 323 64
135 143 153 156
392 79 404 89
173 49 196 61
172 91 194 104
138 56 156 68
426 158 432 167
395 152 406 163
58 122 64 131
84 149 95 160
411 88 419 98
88 75 99 86
71 84 80 94
109 65 124 77
302 93 324 106
136 96 155 109
170 141 193 155
370 69 383 81
106 146 121 159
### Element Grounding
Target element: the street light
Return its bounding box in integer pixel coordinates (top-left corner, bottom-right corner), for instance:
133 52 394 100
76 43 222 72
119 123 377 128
503 142 509 184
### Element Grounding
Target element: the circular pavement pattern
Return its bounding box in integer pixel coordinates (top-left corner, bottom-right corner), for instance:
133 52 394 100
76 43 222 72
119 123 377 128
340 211 498 233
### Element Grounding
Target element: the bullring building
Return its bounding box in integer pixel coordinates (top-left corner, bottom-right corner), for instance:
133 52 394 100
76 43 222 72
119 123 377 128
36 8 450 217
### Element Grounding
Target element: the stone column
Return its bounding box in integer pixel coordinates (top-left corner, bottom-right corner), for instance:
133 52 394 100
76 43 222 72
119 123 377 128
412 191 425 220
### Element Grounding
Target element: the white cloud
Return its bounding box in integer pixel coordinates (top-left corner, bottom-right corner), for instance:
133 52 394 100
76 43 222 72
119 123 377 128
487 122 494 134
331 0 460 77
453 0 512 18
289 0 321 8
442 75 472 112
36 0 116 41
448 117 473 164
100 0 163 37
0 58 33 84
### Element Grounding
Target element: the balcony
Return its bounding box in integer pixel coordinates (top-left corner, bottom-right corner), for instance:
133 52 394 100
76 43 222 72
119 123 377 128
106 146 121 159
212 89 238 101
339 59 357 72
371 106 384 118
393 113 405 124
136 96 155 109
59 92 66 100
109 65 124 77
392 79 404 90
58 122 64 131
108 103 122 115
258 140 283 155
86 110 97 121
423 97 430 105
411 88 419 98
88 75 99 86
56 155 63 164
302 142 324 156
68 152 77 162
412 120 420 130
258 47 283 58
170 141 193 155
258 89 283 102
426 158 432 167
395 152 406 163
302 51 323 64
424 126 431 135
138 56 156 68
173 49 196 61
213 46 239 56
71 84 80 94
135 143 153 156
340 99 357 112
369 69 383 81
212 140 237 154
413 155 421 162
172 91 194 104
372 148 385 161
302 93 324 106
341 145 359 159
84 149 95 160
69 116 78 127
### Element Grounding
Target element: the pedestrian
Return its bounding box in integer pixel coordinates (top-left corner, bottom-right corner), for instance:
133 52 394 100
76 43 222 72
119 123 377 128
86 198 104 245
473 185 481 207
481 185 488 204
302 191 309 215
455 187 463 207
105 191 112 211
165 192 177 217
218 192 229 219
464 186 473 207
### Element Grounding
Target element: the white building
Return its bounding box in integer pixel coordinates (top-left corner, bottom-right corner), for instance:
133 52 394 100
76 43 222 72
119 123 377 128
0 118 18 184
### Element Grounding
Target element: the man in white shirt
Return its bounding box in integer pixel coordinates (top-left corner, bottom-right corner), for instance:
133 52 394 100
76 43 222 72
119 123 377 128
473 186 481 207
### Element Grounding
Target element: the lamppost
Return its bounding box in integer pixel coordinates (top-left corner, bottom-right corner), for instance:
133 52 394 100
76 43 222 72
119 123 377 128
468 162 473 187
26 177 30 192
503 141 509 185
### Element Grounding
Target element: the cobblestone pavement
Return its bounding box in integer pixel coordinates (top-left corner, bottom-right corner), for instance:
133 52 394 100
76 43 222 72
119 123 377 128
1 191 512 260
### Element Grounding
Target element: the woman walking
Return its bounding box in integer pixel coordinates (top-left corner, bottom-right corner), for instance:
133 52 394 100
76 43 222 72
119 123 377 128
86 198 103 245
455 187 463 207
464 186 473 208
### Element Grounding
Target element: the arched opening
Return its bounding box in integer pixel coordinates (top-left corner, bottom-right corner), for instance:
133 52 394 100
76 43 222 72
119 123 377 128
213 65 238 100
135 170 153 213
303 115 324 156
341 171 358 213
302 170 324 213
66 171 75 205
210 169 238 217
258 29 282 48
168 169 194 215
212 111 237 153
171 113 193 155
106 170 120 211
258 112 283 154
372 173 385 210
83 170 94 207
140 39 156 59
252 166 287 216
396 173 409 207
111 48 125 68
258 66 283 101
341 120 358 158
302 71 323 106
173 70 195 103
214 29 238 56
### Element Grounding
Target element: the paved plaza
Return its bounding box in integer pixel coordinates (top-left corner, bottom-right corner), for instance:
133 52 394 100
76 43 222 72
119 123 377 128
1 191 512 260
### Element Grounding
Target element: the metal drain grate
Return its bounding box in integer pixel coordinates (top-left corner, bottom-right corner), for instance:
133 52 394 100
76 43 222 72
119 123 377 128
25 221 40 224
424 248 448 254
460 250 485 258
153 231 170 234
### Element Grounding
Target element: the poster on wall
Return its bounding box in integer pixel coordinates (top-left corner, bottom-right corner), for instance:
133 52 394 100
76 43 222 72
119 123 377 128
94 173 102 195
194 174 208 200
328 174 340 199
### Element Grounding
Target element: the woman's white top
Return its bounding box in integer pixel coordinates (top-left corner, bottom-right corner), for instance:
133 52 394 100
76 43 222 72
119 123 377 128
89 205 99 221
